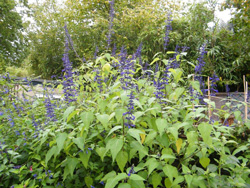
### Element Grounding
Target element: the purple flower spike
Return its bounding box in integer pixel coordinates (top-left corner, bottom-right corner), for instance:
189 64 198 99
163 12 173 51
107 0 115 49
62 24 77 103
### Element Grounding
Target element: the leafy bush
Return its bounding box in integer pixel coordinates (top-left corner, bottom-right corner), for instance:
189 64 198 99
1 47 250 188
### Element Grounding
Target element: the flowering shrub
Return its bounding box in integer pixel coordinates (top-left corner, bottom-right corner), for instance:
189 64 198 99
1 2 250 187
1 47 250 188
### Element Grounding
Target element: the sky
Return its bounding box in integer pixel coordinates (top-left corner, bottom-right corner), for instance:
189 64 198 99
27 0 232 23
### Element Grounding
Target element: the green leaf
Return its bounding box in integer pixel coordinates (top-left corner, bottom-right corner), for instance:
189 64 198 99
96 147 107 161
152 173 162 188
169 68 183 83
63 157 79 180
133 100 144 110
108 138 123 162
63 106 75 122
56 133 67 153
107 126 122 138
45 146 57 165
199 157 210 168
79 151 91 168
164 178 172 188
145 158 159 176
129 174 145 181
186 131 198 145
168 127 178 140
128 129 144 143
80 111 94 128
198 123 212 146
105 173 127 188
163 164 178 182
85 176 93 188
160 154 176 160
97 114 110 129
116 150 128 172
232 145 248 156
128 179 145 188
118 183 131 188
115 108 127 122
150 57 160 65
130 141 148 161
184 175 193 187
67 109 80 122
101 171 116 181
145 130 157 144
169 87 185 101
72 136 85 151
155 118 168 136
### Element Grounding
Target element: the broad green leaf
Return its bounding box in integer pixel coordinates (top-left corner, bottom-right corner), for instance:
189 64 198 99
56 133 67 153
155 118 168 136
145 158 159 176
45 146 57 165
133 100 144 110
67 109 80 122
96 147 107 161
85 176 93 188
169 68 183 83
108 138 123 162
80 111 94 128
168 127 178 140
105 173 127 188
160 154 176 160
115 108 127 122
129 174 145 181
198 123 212 146
184 175 193 187
63 106 75 121
199 157 210 168
176 138 183 154
186 131 198 145
63 157 79 180
118 183 131 188
128 129 144 143
116 150 128 172
130 141 148 161
232 145 248 156
172 176 184 186
101 171 116 181
145 130 157 144
150 57 160 65
107 126 122 138
163 164 178 182
72 136 85 151
79 151 91 168
128 179 145 188
169 87 185 101
152 173 162 188
164 178 172 188
97 114 110 129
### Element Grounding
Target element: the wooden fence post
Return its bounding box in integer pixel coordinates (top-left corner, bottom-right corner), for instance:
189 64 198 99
245 81 248 120
208 76 211 120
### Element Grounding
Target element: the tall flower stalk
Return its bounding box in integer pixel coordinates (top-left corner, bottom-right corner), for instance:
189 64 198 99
163 12 173 51
62 24 77 103
107 0 115 49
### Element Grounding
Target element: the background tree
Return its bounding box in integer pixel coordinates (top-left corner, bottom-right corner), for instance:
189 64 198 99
0 0 28 72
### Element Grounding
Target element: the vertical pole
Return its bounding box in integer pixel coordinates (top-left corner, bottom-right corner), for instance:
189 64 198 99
245 81 248 120
208 76 211 120
192 74 194 110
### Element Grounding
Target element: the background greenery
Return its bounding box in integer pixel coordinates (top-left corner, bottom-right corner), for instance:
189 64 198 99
0 0 249 89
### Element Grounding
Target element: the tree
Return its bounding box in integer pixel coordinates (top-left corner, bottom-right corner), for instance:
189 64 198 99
0 0 28 71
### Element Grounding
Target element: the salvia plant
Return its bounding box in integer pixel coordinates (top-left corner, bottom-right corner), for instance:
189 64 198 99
1 2 250 188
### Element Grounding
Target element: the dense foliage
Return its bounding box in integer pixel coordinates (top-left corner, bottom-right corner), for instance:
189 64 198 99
0 0 29 70
1 25 250 187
